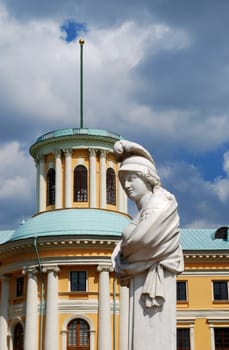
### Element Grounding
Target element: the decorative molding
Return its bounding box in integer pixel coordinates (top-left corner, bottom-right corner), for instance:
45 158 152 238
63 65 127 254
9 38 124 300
88 148 97 157
63 149 72 156
100 149 107 158
180 270 229 276
22 266 38 276
0 256 113 275
42 265 60 275
97 264 113 273
177 309 229 319
35 154 45 162
0 237 117 256
76 158 85 165
53 150 62 157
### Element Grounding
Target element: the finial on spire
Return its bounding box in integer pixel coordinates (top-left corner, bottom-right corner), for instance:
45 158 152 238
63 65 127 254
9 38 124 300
79 38 85 45
79 38 85 128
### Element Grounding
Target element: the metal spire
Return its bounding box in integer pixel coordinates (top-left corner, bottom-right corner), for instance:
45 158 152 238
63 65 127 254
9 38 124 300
79 38 85 129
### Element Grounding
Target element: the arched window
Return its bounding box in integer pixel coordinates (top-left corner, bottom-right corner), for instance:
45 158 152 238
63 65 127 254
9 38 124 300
13 323 24 350
106 168 116 205
74 165 88 202
47 168 55 205
67 318 90 350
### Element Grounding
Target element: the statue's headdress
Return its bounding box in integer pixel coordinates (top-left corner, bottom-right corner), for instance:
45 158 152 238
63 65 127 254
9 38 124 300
113 140 160 184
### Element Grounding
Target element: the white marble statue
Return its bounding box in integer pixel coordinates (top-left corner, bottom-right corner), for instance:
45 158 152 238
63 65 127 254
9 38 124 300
112 140 184 350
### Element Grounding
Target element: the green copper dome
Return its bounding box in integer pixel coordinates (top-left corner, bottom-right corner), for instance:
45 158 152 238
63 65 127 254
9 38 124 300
9 209 130 241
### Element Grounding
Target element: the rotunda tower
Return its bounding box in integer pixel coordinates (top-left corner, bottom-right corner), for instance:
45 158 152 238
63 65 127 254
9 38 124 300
30 128 127 215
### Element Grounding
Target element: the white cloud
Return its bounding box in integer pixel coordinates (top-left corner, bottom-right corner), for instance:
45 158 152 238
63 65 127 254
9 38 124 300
211 178 229 203
158 158 229 228
0 3 192 133
223 151 229 175
0 142 34 199
1 4 227 153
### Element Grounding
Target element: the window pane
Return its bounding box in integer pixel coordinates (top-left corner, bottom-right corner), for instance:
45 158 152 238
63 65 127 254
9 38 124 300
106 168 116 205
16 277 24 297
177 281 187 301
13 323 24 350
215 328 229 350
70 271 86 291
74 165 88 202
68 320 77 346
47 168 55 205
177 329 190 350
78 271 86 291
67 319 89 347
79 320 89 345
214 281 228 300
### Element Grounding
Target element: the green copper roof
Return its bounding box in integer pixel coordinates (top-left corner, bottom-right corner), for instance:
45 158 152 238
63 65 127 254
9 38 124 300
30 128 124 158
1 216 229 251
0 230 15 244
180 228 229 251
35 128 123 143
9 209 130 242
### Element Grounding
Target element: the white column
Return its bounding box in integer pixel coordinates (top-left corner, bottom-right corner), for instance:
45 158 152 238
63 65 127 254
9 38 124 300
97 265 113 350
89 148 97 208
100 150 107 208
190 324 195 350
64 149 72 208
209 324 215 350
35 159 39 213
119 285 129 350
23 268 38 350
55 150 62 209
118 180 127 213
38 155 46 212
43 266 60 350
0 275 9 350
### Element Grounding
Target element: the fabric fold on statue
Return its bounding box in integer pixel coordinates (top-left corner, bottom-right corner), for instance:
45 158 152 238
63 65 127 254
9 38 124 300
112 189 184 309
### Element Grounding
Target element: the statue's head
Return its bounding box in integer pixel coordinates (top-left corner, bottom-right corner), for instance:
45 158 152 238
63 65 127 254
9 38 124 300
113 140 161 190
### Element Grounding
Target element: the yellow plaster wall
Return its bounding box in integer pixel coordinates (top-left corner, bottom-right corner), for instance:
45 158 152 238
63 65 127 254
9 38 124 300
177 273 229 310
194 319 211 350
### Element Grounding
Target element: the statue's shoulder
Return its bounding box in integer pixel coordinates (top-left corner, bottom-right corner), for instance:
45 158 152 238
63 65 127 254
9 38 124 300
145 187 177 213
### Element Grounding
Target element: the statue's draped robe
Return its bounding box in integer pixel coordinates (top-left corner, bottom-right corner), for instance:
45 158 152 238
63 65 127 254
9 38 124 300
112 188 184 350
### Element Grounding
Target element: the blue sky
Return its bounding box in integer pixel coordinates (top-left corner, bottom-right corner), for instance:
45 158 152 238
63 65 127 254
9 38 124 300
0 0 229 229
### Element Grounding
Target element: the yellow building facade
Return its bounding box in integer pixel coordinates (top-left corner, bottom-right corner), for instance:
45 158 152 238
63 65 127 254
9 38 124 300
0 128 229 350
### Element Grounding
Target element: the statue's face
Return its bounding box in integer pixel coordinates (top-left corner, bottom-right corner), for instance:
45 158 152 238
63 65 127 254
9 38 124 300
119 171 151 202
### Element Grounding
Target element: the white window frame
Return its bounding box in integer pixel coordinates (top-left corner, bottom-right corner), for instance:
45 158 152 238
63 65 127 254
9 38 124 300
69 270 88 292
212 280 229 302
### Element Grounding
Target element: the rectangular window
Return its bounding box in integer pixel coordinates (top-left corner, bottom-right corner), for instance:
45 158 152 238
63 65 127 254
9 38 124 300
70 271 87 291
15 277 24 297
177 281 187 301
177 328 190 350
214 328 229 350
213 281 229 301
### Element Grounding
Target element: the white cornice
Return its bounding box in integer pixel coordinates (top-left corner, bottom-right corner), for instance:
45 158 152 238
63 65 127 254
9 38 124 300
0 257 113 275
180 270 229 276
177 309 229 319
0 237 118 256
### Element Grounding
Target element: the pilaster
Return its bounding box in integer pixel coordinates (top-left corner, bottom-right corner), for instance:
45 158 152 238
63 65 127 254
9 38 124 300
23 267 38 350
43 265 60 350
99 150 107 208
0 275 10 350
37 155 46 212
54 150 62 209
97 264 113 350
119 285 129 350
63 149 72 208
89 148 97 208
